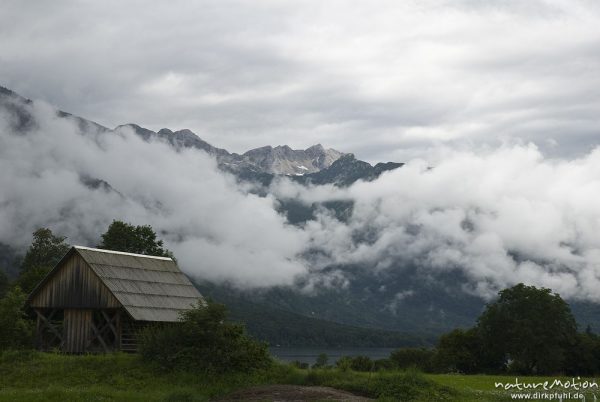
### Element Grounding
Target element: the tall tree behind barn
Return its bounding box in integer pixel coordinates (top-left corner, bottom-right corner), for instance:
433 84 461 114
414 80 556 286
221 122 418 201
26 246 203 353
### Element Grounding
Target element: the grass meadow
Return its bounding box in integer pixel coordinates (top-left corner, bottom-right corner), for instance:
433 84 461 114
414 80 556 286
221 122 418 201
0 351 597 401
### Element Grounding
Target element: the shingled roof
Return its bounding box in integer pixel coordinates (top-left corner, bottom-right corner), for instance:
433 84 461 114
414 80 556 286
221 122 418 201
29 246 203 322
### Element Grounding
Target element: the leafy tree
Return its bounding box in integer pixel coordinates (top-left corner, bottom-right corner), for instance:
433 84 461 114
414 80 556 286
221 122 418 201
17 228 70 294
335 356 353 371
434 328 482 374
563 332 600 375
139 300 271 373
0 287 34 351
477 283 577 375
98 220 173 258
313 353 329 368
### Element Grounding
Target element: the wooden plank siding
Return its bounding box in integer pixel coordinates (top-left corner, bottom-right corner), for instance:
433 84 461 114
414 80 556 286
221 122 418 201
29 253 120 309
27 246 203 354
64 309 91 353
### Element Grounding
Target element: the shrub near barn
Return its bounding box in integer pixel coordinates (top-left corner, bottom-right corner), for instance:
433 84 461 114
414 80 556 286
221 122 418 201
139 300 272 373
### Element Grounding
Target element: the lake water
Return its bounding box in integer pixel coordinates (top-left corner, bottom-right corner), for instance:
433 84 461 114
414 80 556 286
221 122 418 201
269 347 396 365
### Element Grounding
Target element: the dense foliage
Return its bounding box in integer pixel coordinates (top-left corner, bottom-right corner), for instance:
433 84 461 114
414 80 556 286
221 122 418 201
0 287 34 351
477 284 577 374
139 300 272 373
398 283 596 375
434 328 482 374
17 228 70 293
335 355 375 372
390 347 436 371
312 353 329 369
98 220 173 258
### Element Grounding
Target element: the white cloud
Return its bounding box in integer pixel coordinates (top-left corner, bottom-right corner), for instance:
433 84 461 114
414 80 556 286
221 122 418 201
272 144 600 301
0 99 309 288
3 95 600 302
1 1 599 160
2 0 600 301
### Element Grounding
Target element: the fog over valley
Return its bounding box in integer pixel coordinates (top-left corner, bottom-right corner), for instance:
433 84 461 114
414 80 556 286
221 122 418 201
2 90 600 307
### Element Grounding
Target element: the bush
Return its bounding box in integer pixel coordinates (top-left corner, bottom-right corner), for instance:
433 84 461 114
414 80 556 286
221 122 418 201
369 368 454 400
334 355 374 372
389 347 435 372
301 366 455 400
434 328 483 374
139 300 271 373
349 355 374 372
312 353 329 369
373 358 396 371
0 287 34 351
290 360 309 369
335 356 352 371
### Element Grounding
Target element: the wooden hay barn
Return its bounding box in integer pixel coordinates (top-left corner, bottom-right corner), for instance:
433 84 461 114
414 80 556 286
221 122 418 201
26 246 203 354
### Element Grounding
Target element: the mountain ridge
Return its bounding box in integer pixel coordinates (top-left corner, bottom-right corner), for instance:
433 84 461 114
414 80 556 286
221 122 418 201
1 86 402 180
116 123 347 176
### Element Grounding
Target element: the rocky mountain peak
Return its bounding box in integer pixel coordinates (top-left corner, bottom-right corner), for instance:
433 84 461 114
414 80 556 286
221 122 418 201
157 128 174 135
240 144 344 175
306 144 325 153
1 86 403 181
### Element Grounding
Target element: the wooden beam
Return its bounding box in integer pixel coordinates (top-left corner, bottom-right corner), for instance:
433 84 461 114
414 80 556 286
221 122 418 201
89 320 108 352
35 310 42 349
100 310 118 338
116 310 121 351
35 309 63 343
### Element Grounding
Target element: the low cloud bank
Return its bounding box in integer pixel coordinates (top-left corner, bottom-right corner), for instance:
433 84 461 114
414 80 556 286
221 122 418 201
0 100 308 287
2 98 600 301
273 145 600 300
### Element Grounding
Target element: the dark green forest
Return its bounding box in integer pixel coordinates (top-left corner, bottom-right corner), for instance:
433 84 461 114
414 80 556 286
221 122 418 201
196 281 435 347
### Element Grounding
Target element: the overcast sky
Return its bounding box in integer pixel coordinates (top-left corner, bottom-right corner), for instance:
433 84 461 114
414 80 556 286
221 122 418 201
1 0 599 162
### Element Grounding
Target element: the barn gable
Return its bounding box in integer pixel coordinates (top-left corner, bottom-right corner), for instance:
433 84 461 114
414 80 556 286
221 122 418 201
29 250 120 309
27 246 203 353
29 246 203 322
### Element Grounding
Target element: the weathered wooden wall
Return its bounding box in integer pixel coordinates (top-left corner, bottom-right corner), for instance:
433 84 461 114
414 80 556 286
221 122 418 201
27 247 199 354
63 309 91 353
29 253 120 309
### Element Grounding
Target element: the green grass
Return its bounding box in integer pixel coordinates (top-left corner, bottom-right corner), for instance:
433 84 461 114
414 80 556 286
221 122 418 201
0 351 455 401
0 351 598 401
0 350 289 401
298 367 457 401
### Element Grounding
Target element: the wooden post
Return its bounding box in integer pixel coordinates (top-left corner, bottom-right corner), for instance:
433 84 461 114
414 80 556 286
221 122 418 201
34 309 42 350
116 310 121 352
34 308 64 350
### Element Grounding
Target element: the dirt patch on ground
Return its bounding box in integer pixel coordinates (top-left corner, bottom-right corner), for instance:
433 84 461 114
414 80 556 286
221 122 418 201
214 384 373 401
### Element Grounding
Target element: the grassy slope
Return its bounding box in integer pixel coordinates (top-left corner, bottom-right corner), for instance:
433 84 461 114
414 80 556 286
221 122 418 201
0 351 596 401
0 351 276 401
0 351 451 401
